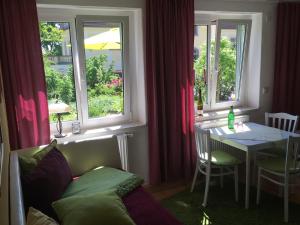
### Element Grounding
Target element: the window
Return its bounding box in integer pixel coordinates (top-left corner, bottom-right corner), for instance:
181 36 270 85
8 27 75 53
82 21 124 118
39 15 131 131
194 20 251 111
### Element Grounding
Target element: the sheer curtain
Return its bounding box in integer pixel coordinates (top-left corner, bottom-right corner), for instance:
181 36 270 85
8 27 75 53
0 0 50 150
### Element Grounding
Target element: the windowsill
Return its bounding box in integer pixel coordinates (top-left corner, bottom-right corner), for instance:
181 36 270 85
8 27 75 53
52 107 257 143
195 106 257 122
52 121 146 144
195 106 257 128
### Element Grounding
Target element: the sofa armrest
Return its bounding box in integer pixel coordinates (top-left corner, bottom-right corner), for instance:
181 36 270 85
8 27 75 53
10 151 26 225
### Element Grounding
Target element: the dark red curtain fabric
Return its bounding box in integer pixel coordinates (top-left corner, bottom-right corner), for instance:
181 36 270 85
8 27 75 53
0 0 50 150
146 0 196 184
272 2 300 117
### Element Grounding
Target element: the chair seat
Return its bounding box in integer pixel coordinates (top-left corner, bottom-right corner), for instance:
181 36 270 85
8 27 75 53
258 147 285 156
257 158 300 173
210 150 241 166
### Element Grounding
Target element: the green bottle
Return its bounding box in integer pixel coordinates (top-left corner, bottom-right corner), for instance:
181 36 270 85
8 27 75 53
228 106 235 129
197 88 203 114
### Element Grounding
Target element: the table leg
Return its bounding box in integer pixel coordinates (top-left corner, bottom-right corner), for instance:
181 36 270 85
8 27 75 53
245 151 250 209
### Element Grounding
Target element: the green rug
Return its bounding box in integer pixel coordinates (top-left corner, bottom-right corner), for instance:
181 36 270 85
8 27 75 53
162 180 300 225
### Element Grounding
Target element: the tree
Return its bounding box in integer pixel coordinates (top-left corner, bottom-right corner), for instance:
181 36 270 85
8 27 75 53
194 44 209 103
217 38 236 101
85 55 118 88
43 57 75 104
83 55 121 96
194 38 236 102
39 22 64 56
39 22 75 104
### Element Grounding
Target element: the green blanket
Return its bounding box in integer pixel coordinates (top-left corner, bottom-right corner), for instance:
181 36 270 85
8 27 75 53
63 167 143 198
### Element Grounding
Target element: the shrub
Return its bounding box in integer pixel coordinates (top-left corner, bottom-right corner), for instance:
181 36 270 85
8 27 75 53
85 55 119 89
194 38 236 102
44 57 75 104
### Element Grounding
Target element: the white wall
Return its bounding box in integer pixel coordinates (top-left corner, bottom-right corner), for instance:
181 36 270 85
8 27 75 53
245 13 262 110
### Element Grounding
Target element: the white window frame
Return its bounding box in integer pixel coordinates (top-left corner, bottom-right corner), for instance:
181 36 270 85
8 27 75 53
38 12 132 133
75 15 131 129
194 18 251 112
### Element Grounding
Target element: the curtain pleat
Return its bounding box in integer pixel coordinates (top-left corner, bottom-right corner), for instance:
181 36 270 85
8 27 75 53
146 0 196 184
272 3 300 120
0 0 50 150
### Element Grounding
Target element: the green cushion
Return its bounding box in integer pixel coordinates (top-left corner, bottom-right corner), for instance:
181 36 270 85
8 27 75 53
258 158 300 173
33 139 58 161
19 139 58 175
52 191 136 225
211 150 241 166
62 167 143 198
18 156 37 175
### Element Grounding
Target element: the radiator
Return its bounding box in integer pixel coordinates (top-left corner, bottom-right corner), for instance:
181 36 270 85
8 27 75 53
116 133 133 172
211 139 232 151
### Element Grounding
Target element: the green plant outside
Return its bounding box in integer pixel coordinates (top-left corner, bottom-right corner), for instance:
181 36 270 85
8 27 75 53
49 95 123 122
194 38 237 104
88 95 123 118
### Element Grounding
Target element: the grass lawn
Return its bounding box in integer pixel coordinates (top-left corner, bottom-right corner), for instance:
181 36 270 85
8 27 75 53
49 95 123 123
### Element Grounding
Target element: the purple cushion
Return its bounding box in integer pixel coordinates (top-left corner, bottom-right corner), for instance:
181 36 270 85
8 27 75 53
122 187 183 225
22 148 72 218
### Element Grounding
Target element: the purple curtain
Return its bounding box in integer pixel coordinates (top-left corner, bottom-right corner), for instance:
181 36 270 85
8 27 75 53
146 0 196 184
272 2 300 118
0 0 50 150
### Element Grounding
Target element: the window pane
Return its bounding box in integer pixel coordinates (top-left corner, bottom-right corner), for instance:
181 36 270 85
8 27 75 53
82 21 124 118
216 24 246 103
194 25 208 105
39 22 78 122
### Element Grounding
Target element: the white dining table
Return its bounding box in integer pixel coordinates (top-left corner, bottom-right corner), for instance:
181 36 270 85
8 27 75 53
209 122 300 209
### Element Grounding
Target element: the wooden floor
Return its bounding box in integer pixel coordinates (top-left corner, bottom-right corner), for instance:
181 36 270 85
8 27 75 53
145 180 191 201
144 175 300 204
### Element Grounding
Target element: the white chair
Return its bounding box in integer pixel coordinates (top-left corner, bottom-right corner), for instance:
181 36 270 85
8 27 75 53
256 113 299 158
256 136 300 222
253 112 299 185
265 112 299 133
191 125 241 207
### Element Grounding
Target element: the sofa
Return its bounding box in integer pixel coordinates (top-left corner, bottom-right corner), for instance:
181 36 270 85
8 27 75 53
10 137 182 225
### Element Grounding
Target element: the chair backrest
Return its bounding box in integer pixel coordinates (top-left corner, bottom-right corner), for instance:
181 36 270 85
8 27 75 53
285 136 300 174
265 112 299 133
194 125 212 164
